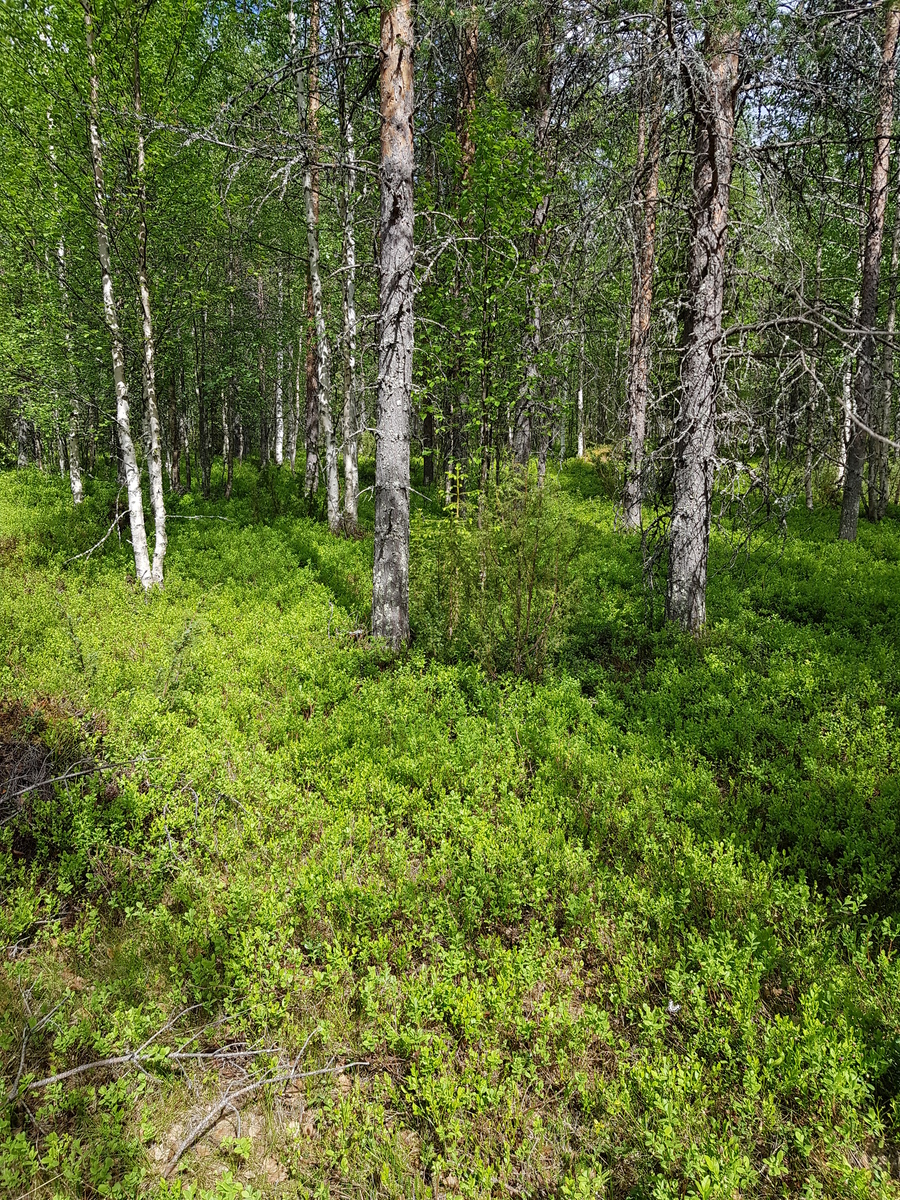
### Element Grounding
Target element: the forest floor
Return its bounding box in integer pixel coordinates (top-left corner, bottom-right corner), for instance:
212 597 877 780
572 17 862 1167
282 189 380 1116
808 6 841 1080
2 459 900 1199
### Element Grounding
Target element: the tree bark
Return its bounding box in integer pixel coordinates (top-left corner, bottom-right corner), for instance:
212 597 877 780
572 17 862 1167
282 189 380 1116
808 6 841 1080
338 0 360 531
577 315 585 459
195 308 211 496
256 276 269 468
289 3 322 500
274 266 285 466
665 23 739 632
840 0 900 540
47 108 84 505
805 243 823 510
298 0 339 529
514 9 553 467
84 0 152 589
134 36 166 584
373 0 414 647
869 180 900 519
622 49 661 530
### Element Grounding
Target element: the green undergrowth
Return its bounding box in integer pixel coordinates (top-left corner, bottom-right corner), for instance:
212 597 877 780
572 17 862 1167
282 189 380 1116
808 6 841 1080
2 462 900 1198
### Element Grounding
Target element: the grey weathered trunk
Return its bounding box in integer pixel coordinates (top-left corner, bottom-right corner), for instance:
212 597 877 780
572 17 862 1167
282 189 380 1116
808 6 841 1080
840 0 900 540
16 410 29 468
287 335 299 472
665 24 739 632
514 14 553 467
134 40 166 584
869 183 900 519
194 308 211 496
289 2 323 501
85 1 152 589
372 0 414 647
622 53 661 531
299 0 339 529
256 276 268 469
805 244 823 510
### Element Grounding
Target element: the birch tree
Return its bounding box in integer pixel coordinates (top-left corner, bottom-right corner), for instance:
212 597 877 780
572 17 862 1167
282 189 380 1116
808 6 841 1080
84 0 153 590
134 29 166 585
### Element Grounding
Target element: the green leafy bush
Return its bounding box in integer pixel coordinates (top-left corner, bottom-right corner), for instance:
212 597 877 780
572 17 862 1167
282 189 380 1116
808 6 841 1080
412 471 579 676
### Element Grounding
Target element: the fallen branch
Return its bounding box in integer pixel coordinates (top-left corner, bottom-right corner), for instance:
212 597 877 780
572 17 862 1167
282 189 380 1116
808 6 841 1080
63 490 126 565
2 761 124 804
165 514 236 522
164 1060 368 1177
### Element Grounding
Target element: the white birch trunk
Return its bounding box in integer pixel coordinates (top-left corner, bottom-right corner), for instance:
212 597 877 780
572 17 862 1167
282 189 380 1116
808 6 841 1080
577 317 585 459
339 0 359 531
274 267 285 466
47 108 84 505
84 1 152 589
837 289 859 487
134 39 166 583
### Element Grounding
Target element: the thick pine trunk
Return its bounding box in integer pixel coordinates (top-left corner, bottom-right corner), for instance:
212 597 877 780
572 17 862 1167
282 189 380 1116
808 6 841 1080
373 0 414 646
134 41 166 584
622 53 661 531
85 1 152 589
665 25 739 632
840 0 900 540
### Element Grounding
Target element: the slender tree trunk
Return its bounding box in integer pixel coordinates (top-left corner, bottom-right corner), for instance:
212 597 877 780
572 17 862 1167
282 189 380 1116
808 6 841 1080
194 309 211 496
16 409 29 468
297 0 339 529
444 9 479 502
805 244 823 509
869 190 900 519
622 51 661 530
274 266 285 466
837 288 858 487
287 336 298 472
289 3 322 500
53 410 67 477
665 24 739 632
339 0 360 530
290 333 301 472
84 1 152 588
169 369 181 492
134 38 166 584
840 0 900 540
180 347 191 492
514 10 553 467
373 0 414 646
256 275 270 469
48 110 84 505
577 315 585 459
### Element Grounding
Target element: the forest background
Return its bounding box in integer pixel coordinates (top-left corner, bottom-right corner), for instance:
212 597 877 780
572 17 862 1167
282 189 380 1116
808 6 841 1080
3 0 900 1197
